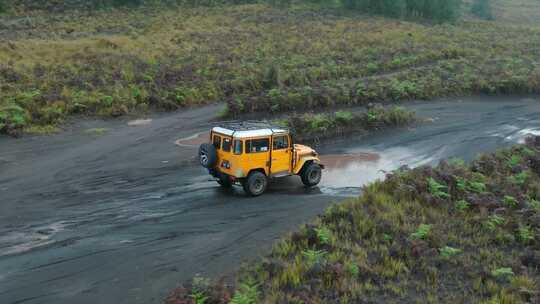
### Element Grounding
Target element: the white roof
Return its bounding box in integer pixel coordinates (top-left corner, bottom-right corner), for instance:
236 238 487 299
212 127 288 138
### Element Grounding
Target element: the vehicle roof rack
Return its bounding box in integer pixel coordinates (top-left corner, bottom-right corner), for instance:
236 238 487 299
216 120 289 132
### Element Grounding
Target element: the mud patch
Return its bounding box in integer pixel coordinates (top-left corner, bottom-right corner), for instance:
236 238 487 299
175 132 209 147
0 221 67 257
320 153 380 169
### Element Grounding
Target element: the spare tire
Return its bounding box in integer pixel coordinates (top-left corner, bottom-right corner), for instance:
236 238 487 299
198 143 217 168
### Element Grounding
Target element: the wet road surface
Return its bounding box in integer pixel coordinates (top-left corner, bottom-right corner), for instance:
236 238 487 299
1 96 540 304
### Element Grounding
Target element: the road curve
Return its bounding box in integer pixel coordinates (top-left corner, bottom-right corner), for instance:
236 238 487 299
1 96 540 304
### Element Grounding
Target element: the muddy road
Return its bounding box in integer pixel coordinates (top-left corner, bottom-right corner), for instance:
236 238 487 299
1 96 540 304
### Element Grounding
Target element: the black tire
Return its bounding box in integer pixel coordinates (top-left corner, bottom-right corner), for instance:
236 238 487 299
301 163 322 187
243 171 268 196
198 143 217 168
217 175 232 188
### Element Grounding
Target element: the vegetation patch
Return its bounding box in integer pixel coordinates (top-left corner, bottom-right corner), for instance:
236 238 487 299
168 136 540 303
275 106 417 143
2 2 540 135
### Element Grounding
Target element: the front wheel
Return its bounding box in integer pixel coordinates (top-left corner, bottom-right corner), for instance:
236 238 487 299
301 163 322 187
243 171 268 196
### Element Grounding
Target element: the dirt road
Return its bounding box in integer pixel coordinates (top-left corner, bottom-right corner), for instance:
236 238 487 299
1 96 540 304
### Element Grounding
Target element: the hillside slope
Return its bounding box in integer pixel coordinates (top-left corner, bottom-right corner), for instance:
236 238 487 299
2 1 540 135
168 137 540 303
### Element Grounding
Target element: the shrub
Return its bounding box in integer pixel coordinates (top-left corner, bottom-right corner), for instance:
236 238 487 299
340 0 462 22
439 246 462 258
230 280 259 304
485 215 505 231
455 200 470 211
302 249 327 267
467 180 487 193
0 0 7 13
334 111 354 124
411 224 431 240
0 104 29 134
517 226 534 244
428 177 450 199
507 154 522 168
509 170 530 186
345 260 360 277
314 226 332 245
503 195 518 208
491 267 514 279
263 65 281 89
471 0 493 20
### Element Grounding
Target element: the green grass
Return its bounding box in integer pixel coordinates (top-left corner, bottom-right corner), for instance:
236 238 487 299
2 1 540 135
276 106 417 142
167 136 540 303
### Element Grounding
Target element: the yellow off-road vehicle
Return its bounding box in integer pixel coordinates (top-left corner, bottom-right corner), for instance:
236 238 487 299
198 121 324 196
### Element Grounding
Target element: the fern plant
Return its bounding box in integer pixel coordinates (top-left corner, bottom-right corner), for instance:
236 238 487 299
492 267 514 279
427 177 449 199
455 200 470 211
484 215 505 231
503 196 518 208
439 246 462 258
314 226 332 245
517 226 534 244
411 224 431 240
302 249 327 267
230 280 259 304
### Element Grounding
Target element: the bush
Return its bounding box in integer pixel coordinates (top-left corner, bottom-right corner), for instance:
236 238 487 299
471 0 493 20
340 0 462 22
0 104 29 135
0 0 7 13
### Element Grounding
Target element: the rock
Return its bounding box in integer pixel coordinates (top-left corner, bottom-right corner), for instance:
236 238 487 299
520 250 540 268
493 207 507 215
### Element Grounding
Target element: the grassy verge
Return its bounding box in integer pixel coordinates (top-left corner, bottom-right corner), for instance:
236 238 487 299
167 136 540 303
1 2 540 135
276 106 417 143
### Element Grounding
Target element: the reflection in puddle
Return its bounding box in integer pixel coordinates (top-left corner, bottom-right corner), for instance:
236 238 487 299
319 147 435 193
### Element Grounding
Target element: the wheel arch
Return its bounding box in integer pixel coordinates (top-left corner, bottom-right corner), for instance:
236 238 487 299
247 168 267 177
294 157 323 175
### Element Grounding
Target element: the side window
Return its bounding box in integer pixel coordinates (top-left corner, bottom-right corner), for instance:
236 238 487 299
233 140 243 155
222 137 232 152
273 135 289 150
246 138 270 153
213 135 221 150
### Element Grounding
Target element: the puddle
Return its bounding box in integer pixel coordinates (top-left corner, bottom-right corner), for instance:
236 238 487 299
127 119 152 126
319 148 435 192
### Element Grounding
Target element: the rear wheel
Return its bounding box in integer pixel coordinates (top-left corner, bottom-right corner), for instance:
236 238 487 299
301 163 322 187
243 171 268 196
217 175 232 188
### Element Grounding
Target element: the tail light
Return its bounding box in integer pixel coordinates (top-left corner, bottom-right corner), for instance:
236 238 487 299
221 160 231 169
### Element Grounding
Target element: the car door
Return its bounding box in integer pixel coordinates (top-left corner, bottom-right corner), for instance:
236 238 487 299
271 134 291 176
245 137 271 175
